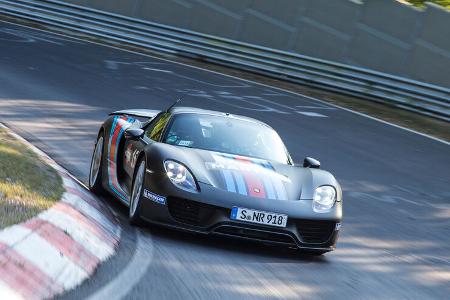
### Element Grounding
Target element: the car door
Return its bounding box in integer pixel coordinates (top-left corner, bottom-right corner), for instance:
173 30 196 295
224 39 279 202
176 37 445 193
122 112 172 192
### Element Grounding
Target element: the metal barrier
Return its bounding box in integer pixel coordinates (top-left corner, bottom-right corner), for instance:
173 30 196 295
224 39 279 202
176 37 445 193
0 0 449 122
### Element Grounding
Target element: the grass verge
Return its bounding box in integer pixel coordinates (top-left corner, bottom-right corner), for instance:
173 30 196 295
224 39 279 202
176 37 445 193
0 128 64 229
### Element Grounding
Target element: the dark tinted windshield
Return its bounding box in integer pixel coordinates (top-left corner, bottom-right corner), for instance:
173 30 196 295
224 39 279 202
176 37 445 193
163 113 291 164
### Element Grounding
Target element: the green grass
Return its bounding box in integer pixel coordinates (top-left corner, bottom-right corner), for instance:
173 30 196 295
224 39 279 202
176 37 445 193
0 129 64 229
404 0 450 9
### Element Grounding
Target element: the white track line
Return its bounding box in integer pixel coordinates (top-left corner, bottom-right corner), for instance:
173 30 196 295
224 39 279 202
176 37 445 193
0 19 448 146
296 111 328 117
87 231 154 300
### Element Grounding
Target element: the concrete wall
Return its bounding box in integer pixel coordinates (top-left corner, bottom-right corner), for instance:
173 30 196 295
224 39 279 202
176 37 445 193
62 0 450 88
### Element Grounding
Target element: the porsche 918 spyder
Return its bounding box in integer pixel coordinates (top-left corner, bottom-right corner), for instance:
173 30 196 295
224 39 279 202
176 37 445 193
88 105 342 255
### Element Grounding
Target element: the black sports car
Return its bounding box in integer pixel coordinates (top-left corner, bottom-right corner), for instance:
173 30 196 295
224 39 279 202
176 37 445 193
89 105 342 254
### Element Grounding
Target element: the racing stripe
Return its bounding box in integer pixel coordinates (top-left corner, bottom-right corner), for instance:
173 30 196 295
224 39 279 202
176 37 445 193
216 154 248 195
233 171 248 196
212 153 237 193
272 177 288 200
262 176 276 199
222 169 236 193
107 116 135 202
234 155 250 163
234 156 266 198
211 152 289 199
260 160 275 171
107 118 120 187
250 157 287 200
107 116 119 190
244 174 266 198
109 117 126 200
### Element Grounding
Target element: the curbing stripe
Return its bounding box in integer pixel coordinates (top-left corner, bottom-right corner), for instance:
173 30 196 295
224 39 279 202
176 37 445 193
62 192 118 235
0 123 121 299
52 201 115 246
0 242 62 299
23 219 100 274
0 280 22 300
0 225 30 246
39 208 116 260
64 185 104 211
0 226 89 289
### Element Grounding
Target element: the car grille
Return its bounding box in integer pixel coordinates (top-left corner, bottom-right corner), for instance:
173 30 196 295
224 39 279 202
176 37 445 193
296 220 336 244
167 197 216 227
214 225 297 246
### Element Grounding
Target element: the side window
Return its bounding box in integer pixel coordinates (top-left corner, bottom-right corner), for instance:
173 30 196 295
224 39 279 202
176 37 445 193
145 113 171 141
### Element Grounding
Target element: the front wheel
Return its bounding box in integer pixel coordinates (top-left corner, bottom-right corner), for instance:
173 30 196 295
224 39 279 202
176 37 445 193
89 133 106 195
129 159 146 225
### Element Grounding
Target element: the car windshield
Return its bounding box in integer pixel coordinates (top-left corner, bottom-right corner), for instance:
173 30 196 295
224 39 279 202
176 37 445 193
163 113 291 164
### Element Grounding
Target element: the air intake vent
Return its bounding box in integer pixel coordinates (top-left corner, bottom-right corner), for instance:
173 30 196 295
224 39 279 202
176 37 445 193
214 226 296 246
296 220 335 244
167 197 215 226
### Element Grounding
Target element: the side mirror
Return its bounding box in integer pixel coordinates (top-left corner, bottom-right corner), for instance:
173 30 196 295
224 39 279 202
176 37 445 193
303 157 320 169
124 128 144 140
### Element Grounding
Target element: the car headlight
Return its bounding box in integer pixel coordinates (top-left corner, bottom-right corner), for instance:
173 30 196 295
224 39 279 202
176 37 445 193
164 160 198 192
312 185 336 213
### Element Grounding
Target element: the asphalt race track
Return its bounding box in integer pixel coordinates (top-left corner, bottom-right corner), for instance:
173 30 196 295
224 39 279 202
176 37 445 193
0 21 449 299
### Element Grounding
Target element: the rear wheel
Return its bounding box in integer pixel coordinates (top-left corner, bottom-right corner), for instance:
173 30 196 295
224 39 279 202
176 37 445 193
129 159 146 225
89 133 106 195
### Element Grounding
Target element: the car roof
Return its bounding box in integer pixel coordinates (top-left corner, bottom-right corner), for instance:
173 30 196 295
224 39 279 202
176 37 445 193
170 106 268 126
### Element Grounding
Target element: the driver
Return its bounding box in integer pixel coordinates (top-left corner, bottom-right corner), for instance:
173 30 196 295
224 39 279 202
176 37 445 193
167 115 204 147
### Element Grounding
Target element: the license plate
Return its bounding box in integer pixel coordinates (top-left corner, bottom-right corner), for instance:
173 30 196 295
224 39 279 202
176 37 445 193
230 206 288 228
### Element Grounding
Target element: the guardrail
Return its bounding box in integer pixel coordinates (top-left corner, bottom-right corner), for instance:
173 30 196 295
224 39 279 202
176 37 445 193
1 0 449 122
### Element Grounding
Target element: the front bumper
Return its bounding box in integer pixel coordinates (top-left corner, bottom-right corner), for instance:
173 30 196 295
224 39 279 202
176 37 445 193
140 178 342 251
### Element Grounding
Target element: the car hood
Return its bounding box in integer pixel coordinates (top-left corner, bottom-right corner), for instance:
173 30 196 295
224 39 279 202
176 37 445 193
147 144 340 200
168 148 337 200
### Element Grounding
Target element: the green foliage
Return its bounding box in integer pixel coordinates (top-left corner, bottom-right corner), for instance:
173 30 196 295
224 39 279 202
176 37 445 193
405 0 450 9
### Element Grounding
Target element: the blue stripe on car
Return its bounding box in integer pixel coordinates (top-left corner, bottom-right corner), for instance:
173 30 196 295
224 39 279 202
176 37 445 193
233 171 248 195
222 169 236 193
262 177 276 199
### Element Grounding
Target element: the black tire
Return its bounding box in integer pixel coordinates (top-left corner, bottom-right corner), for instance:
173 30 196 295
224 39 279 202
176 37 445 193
129 158 146 226
89 132 106 195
